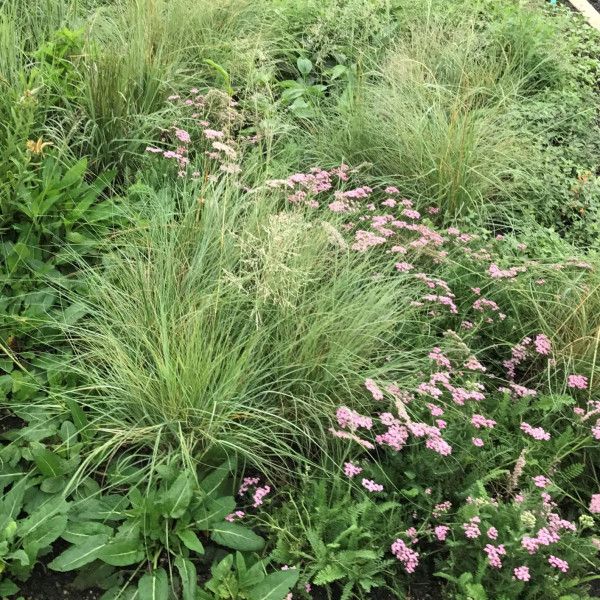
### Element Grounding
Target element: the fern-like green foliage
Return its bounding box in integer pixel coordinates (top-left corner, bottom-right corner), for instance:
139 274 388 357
268 479 397 599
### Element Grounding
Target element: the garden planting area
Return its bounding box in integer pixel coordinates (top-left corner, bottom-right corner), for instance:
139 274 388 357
4 0 600 598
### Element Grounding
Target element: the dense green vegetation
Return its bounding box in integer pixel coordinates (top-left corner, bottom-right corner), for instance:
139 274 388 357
2 0 600 598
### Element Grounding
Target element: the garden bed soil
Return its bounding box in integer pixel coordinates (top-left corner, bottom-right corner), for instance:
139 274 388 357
17 564 102 600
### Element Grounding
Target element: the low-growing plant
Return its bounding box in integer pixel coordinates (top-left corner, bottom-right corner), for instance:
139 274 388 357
266 477 397 600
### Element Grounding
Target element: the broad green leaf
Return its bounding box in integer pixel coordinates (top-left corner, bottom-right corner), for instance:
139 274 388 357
162 471 193 519
198 461 232 498
240 556 270 588
61 159 87 187
327 64 348 80
4 477 27 519
28 514 67 548
62 521 114 544
0 580 19 595
138 568 168 600
297 57 313 76
65 398 91 441
75 495 128 521
6 549 29 566
18 495 70 540
98 538 144 566
40 476 68 494
62 302 88 325
195 496 235 529
281 87 306 102
177 530 204 555
210 553 234 580
100 584 138 600
175 556 197 600
210 522 265 552
48 534 109 571
30 442 63 477
249 569 299 600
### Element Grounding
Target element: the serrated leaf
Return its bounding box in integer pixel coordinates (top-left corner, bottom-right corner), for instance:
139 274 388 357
175 556 197 600
48 535 109 571
177 529 204 554
210 522 265 551
314 564 345 585
248 569 299 600
138 568 168 600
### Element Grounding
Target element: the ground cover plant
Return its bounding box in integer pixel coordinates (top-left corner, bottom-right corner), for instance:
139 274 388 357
2 0 600 599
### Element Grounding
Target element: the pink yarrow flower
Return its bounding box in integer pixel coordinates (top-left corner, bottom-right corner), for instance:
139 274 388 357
344 462 362 478
548 556 569 573
532 475 552 489
365 378 384 400
362 478 383 492
513 566 530 581
568 375 588 389
391 539 419 573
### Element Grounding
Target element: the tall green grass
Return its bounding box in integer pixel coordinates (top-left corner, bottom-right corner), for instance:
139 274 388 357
59 176 421 475
306 0 575 222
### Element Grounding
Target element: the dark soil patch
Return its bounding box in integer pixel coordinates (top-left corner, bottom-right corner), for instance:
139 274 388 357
0 411 26 435
17 563 102 600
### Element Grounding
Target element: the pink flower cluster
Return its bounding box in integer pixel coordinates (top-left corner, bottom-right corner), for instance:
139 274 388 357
238 477 270 507
344 462 362 478
463 516 481 539
521 527 560 554
548 555 569 573
471 414 496 429
253 485 271 507
520 422 550 441
336 407 373 430
239 477 260 495
534 334 551 355
362 478 384 492
365 378 384 400
484 543 506 568
568 375 588 389
532 475 552 489
391 539 419 573
433 501 452 518
225 510 244 522
513 566 530 581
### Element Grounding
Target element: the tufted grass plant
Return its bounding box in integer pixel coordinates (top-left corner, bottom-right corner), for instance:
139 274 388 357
59 173 424 476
